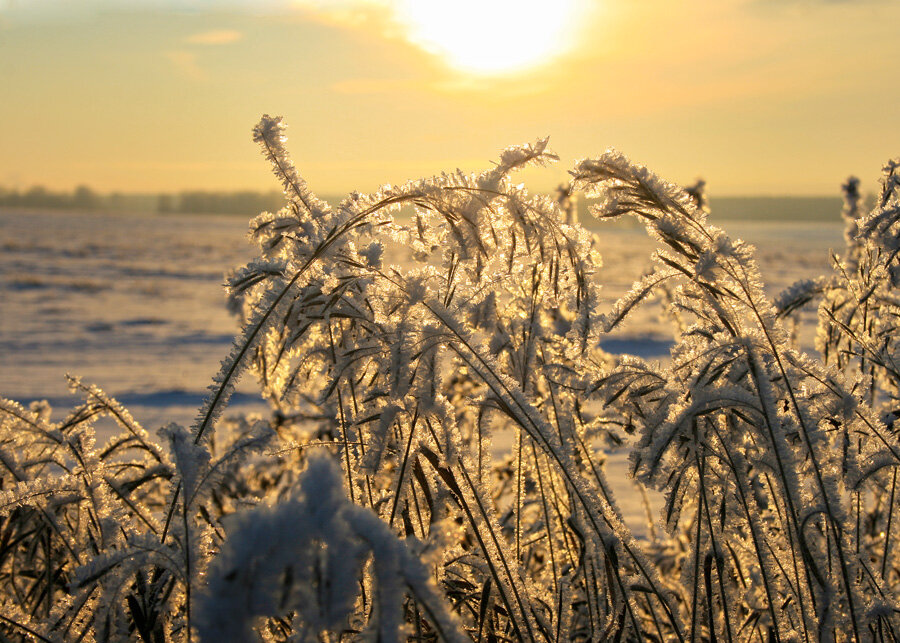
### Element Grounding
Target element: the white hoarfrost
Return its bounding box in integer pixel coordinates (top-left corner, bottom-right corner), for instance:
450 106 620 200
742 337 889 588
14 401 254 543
0 116 895 641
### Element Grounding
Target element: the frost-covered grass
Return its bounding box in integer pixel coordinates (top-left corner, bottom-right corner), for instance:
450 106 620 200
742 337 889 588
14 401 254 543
0 116 898 641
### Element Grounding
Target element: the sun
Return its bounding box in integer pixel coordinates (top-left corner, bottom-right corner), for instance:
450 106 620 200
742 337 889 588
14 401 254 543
398 0 585 76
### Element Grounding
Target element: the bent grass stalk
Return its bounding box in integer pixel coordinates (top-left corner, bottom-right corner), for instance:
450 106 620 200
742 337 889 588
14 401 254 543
0 116 897 641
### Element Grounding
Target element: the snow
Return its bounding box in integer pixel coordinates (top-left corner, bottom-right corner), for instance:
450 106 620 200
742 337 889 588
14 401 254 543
0 208 845 535
0 209 269 431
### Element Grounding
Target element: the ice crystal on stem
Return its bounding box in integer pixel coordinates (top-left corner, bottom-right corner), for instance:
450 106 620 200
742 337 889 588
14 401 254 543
0 117 896 641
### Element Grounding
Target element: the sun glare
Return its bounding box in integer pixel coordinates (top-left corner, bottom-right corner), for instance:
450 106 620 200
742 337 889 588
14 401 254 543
398 0 584 75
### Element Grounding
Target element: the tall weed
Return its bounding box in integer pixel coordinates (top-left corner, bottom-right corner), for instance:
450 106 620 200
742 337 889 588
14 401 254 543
0 116 897 641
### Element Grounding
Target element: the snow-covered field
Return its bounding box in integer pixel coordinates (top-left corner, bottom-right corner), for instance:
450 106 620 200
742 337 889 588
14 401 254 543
0 208 845 532
0 209 265 430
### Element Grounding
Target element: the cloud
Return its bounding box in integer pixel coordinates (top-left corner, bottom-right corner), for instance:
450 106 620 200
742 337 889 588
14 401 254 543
185 29 243 45
330 77 417 94
748 0 887 5
291 0 401 36
0 1 297 22
164 49 205 80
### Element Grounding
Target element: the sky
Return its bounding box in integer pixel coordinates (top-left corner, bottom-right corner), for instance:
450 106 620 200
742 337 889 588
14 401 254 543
1 0 898 197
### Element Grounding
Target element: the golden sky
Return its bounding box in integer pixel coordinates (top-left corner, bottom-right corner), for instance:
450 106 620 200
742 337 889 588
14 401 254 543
1 0 898 196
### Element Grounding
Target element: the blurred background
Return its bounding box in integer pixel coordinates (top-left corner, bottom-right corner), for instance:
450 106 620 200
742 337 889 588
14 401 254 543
1 0 897 436
2 0 899 200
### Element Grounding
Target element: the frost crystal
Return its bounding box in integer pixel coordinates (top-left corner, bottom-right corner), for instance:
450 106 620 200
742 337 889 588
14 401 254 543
0 119 897 641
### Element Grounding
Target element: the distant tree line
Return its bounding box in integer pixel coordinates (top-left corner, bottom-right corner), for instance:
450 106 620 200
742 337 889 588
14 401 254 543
0 184 106 211
0 184 290 215
1 183 858 221
156 190 285 215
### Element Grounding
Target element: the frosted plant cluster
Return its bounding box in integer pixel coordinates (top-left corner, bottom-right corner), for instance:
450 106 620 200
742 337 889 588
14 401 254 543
0 115 898 641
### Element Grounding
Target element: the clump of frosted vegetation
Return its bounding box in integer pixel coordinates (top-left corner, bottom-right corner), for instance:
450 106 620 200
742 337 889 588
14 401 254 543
0 115 899 641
